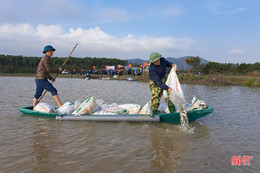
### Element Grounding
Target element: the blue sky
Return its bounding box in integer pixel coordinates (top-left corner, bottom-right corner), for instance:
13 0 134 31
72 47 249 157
0 0 260 63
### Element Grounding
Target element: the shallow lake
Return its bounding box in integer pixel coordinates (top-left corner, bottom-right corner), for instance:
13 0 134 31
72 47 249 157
0 77 259 173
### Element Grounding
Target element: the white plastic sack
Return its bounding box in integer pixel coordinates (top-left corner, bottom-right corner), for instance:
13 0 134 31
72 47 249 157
101 102 118 111
187 96 207 111
158 102 170 113
163 65 185 102
74 97 96 116
101 102 128 114
96 99 105 108
169 91 186 112
56 101 74 114
162 65 186 112
106 107 128 114
73 100 81 110
94 103 101 112
139 101 151 114
92 110 118 115
164 65 189 126
118 104 141 114
34 102 56 113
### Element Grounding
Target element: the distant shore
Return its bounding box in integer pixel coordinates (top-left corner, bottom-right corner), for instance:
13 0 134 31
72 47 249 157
129 73 260 87
1 72 260 87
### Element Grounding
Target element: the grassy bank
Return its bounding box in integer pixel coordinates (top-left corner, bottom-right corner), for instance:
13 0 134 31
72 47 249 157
1 72 260 87
0 73 83 78
132 73 260 87
0 73 36 77
178 74 260 87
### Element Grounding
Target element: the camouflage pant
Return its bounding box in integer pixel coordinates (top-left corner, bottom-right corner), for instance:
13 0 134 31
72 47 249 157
149 77 174 111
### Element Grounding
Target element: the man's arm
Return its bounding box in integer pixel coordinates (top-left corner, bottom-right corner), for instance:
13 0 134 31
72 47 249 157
149 70 169 90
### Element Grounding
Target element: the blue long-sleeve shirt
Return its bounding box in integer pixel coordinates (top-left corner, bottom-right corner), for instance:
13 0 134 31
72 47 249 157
149 57 172 90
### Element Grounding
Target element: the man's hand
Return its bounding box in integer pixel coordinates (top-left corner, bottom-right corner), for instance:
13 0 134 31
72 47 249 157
168 87 172 94
51 78 56 82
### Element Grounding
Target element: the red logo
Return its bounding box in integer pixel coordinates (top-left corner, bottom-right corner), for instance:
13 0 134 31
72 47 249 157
231 156 252 166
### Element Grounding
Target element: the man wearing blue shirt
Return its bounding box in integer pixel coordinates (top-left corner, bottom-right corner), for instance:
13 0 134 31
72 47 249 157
149 52 176 116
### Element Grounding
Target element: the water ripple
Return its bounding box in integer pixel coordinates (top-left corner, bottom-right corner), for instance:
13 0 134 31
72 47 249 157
0 77 259 172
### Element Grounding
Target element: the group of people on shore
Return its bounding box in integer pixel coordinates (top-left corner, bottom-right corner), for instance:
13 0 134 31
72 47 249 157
33 45 176 115
81 68 143 78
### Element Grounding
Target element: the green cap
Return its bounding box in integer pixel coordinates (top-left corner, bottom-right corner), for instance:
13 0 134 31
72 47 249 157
43 45 56 54
150 52 161 63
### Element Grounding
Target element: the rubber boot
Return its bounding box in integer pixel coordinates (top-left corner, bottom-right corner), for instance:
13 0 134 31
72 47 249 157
150 109 157 117
150 110 161 117
167 100 176 113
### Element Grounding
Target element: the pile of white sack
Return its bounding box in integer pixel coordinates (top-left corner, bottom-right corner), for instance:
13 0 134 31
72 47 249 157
33 96 207 115
186 96 207 111
34 96 149 115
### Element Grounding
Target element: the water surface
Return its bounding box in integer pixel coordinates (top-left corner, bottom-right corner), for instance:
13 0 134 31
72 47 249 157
0 77 259 173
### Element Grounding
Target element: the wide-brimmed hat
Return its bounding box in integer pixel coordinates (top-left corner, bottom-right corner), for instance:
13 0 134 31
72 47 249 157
43 45 56 53
150 52 161 63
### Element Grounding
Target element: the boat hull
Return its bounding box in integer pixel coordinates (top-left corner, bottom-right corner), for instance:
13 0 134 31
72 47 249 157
18 105 214 124
19 106 57 117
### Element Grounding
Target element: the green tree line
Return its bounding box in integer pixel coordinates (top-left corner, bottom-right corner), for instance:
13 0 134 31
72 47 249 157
0 54 127 73
199 62 260 74
184 56 260 75
1 54 259 75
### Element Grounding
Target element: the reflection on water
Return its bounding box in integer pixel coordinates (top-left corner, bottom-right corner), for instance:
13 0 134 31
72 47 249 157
0 77 259 173
32 119 57 173
147 126 189 172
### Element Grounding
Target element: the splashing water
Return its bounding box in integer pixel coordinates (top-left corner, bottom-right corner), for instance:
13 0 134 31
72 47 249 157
169 91 191 130
177 124 195 134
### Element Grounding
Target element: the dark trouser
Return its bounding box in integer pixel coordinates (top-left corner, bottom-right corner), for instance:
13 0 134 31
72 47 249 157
34 79 57 99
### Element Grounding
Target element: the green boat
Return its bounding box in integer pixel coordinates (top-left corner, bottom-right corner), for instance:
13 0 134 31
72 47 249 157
18 105 214 124
19 106 57 117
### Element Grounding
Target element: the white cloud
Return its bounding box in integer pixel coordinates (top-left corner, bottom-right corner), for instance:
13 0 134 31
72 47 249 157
0 23 194 59
255 49 260 53
161 7 182 17
96 8 130 23
0 0 181 27
35 24 65 38
228 49 244 54
0 0 83 24
0 23 34 36
207 1 247 14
